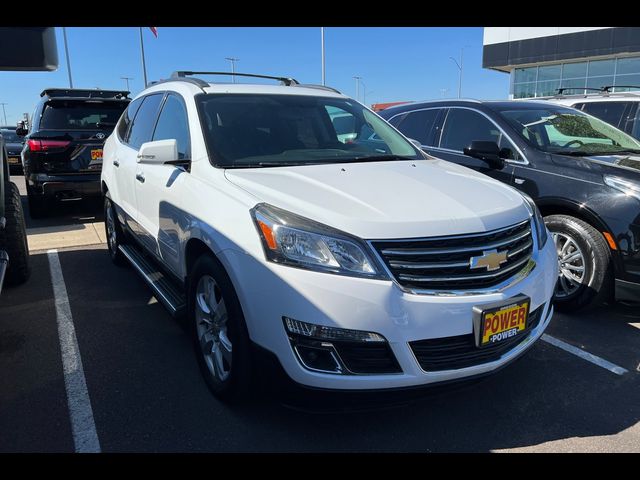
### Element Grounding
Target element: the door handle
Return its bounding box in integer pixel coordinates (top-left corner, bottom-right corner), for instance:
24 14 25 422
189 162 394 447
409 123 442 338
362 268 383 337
135 173 145 183
113 160 120 167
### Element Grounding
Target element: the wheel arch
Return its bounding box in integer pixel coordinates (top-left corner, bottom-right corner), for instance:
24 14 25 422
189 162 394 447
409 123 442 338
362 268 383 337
537 197 610 236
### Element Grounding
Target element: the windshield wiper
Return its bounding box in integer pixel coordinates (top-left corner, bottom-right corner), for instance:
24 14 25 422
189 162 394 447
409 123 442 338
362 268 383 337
227 161 323 168
330 154 416 163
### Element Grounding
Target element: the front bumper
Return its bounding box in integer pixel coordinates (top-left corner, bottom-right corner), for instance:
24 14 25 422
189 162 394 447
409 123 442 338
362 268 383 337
27 173 101 199
220 237 558 391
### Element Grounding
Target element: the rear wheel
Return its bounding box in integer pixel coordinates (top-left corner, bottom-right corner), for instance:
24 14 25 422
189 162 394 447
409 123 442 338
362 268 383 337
0 181 30 286
545 214 613 312
104 194 127 266
188 253 252 403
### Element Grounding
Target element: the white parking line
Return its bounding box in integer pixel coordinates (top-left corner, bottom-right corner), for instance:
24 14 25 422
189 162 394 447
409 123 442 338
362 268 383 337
48 249 101 453
541 334 629 376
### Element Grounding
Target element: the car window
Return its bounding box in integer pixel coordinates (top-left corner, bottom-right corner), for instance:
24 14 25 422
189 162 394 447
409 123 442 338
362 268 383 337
127 94 163 150
575 102 629 129
440 108 501 151
395 109 440 146
326 106 357 144
387 113 406 128
40 100 128 131
0 129 20 142
152 94 190 159
117 96 143 141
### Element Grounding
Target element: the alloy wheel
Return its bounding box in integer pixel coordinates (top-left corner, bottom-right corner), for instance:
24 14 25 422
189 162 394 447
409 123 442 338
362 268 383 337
552 232 586 298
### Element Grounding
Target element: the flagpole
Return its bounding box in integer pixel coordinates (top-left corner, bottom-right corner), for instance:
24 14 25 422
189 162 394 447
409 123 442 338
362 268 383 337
62 27 73 88
139 27 148 87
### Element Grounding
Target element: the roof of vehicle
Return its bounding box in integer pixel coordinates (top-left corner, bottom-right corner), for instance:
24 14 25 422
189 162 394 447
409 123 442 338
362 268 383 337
39 88 130 100
543 94 640 105
379 98 580 116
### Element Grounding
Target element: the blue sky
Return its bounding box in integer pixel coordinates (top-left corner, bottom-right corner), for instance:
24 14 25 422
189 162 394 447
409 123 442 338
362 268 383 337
0 27 509 126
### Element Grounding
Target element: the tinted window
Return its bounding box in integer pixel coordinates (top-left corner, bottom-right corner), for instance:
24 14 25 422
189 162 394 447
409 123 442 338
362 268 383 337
40 100 128 130
395 109 439 145
0 129 20 142
127 94 163 150
575 102 629 129
152 94 190 159
440 109 501 151
117 96 143 141
387 113 406 128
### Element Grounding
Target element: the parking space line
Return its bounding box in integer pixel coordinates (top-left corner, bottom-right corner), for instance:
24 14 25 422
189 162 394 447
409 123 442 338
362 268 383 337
541 334 629 376
48 249 101 453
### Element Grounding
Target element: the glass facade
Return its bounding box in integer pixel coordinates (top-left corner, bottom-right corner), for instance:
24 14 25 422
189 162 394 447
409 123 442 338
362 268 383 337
512 55 640 98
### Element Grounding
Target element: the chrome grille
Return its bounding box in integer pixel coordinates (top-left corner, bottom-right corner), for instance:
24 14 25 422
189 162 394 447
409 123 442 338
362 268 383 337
372 219 533 292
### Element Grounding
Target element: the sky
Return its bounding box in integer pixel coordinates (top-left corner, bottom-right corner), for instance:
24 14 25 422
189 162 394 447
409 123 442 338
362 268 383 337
0 27 510 126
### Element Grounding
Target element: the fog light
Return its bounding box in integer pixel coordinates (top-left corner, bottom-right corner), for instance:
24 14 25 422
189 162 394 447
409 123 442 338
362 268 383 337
283 317 385 343
294 344 342 373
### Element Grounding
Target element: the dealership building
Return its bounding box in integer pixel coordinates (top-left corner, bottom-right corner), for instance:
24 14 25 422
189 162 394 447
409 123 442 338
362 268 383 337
483 27 640 99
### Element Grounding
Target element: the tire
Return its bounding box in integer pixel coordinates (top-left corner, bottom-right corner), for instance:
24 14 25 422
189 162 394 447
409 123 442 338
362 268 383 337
103 193 127 266
188 253 252 403
545 214 613 312
27 191 48 219
0 181 30 286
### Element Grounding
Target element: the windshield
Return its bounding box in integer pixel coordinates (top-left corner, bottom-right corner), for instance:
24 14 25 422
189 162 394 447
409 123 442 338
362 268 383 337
196 94 422 167
496 106 640 156
40 100 129 130
0 129 21 142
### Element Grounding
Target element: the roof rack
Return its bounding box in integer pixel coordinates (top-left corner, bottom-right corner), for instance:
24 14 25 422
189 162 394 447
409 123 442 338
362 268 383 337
40 88 129 99
170 71 299 86
601 85 640 93
294 84 341 94
555 87 603 95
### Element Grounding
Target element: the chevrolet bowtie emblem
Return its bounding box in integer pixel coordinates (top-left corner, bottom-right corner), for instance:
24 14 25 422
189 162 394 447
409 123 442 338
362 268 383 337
469 249 508 272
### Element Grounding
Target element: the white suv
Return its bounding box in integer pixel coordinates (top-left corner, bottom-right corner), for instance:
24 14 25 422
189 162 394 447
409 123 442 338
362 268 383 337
101 71 557 402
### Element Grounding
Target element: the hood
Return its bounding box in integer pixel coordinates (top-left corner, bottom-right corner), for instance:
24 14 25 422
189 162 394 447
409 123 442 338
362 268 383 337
585 154 640 173
225 159 530 239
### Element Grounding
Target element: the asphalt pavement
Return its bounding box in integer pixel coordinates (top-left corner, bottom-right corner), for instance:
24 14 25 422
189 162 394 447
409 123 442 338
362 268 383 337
1 176 639 452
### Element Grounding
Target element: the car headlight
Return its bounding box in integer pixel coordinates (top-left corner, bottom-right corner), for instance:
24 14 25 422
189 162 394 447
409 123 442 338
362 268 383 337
251 203 387 279
520 193 548 249
604 175 640 202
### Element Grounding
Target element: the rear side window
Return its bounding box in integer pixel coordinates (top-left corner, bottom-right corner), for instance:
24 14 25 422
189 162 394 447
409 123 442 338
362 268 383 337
40 100 128 130
152 94 190 159
117 97 143 141
575 102 629 129
440 108 501 151
127 94 163 150
394 109 440 146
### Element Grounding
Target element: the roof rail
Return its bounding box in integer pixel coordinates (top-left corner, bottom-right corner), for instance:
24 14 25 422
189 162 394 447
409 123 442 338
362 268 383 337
602 85 640 93
171 71 299 86
40 88 130 99
555 87 602 95
295 84 341 94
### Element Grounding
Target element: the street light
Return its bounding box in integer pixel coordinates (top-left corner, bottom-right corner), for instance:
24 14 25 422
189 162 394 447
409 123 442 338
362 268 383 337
120 76 134 91
449 46 471 99
225 57 240 83
353 76 362 102
0 103 7 125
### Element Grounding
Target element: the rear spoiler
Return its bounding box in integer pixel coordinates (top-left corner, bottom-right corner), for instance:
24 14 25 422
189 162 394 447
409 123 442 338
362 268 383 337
41 88 130 99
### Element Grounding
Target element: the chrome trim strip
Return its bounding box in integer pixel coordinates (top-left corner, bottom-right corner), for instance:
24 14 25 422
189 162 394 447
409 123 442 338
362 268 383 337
374 219 530 243
508 239 533 258
381 227 531 256
397 255 530 283
389 259 470 270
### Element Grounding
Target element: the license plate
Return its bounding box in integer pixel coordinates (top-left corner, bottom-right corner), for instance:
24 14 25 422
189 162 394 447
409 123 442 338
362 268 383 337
473 296 530 347
91 149 103 161
8 156 19 164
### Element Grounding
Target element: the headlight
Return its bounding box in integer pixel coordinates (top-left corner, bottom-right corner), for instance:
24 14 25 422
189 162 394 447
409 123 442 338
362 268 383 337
520 193 548 249
251 203 387 279
604 175 640 202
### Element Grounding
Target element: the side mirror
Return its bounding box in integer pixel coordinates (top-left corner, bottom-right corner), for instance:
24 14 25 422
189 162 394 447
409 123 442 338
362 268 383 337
137 139 177 165
463 141 505 169
408 138 423 150
16 125 28 137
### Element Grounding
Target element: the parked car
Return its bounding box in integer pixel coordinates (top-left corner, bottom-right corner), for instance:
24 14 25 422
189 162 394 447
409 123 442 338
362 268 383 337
101 71 557 403
380 99 640 311
541 89 640 140
0 127 25 174
17 88 130 218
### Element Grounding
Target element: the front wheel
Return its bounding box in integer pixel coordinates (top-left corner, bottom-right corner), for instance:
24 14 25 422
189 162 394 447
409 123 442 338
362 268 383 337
0 181 30 286
104 194 127 266
545 214 613 312
188 254 252 403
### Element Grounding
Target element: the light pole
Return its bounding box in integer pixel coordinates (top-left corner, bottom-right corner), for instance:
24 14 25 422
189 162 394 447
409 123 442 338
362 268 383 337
353 76 362 102
321 27 326 86
120 76 134 91
0 103 7 125
449 46 470 98
62 27 74 88
225 57 239 83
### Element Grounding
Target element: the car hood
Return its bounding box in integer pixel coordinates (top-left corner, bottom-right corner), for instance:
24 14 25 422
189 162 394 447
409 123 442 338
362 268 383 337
584 154 640 173
224 159 529 239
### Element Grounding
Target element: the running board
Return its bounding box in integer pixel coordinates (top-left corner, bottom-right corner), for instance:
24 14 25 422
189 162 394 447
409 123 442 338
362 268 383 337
118 244 186 317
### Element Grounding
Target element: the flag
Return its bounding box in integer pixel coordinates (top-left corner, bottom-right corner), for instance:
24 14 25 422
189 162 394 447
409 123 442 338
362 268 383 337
149 27 158 38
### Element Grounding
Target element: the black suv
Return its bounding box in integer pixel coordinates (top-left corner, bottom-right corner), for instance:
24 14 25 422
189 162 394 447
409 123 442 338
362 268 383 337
17 88 130 217
380 100 640 311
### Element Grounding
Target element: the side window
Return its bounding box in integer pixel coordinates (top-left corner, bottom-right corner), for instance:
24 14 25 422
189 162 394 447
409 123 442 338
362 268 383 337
127 94 163 150
576 102 629 129
440 109 501 151
498 134 521 161
395 109 439 146
387 113 406 128
152 94 191 159
117 97 143 141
